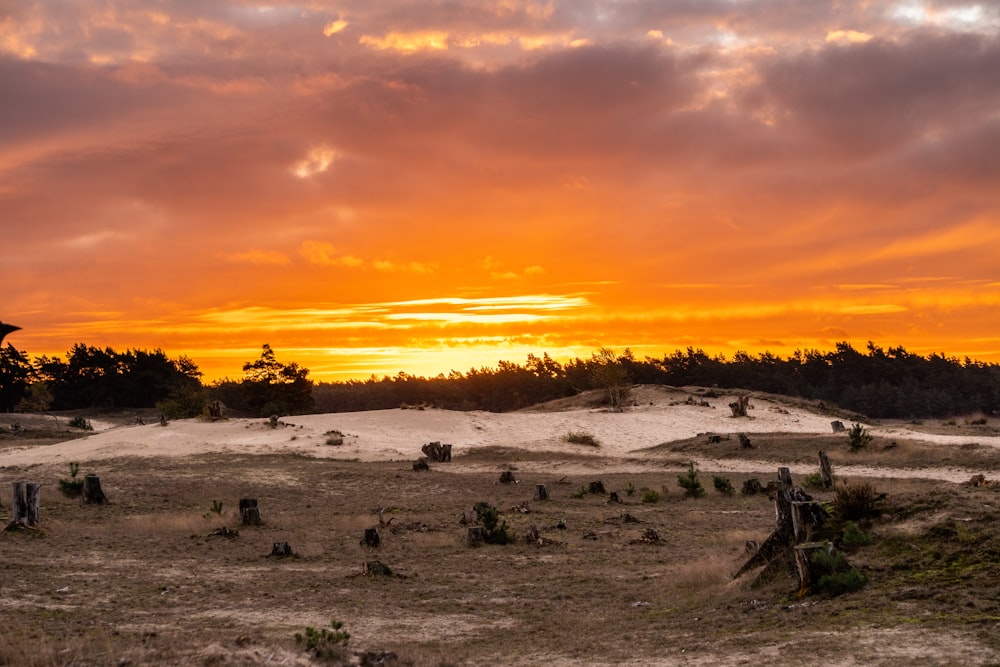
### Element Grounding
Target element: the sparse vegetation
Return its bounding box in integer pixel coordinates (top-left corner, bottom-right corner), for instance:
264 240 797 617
58 461 84 497
641 488 661 503
810 548 868 596
67 416 93 431
564 431 600 446
678 463 706 498
712 475 734 496
625 481 636 497
834 481 882 522
802 471 825 489
295 619 351 661
847 422 873 452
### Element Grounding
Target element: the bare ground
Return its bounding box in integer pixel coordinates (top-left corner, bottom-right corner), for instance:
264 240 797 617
1 393 999 666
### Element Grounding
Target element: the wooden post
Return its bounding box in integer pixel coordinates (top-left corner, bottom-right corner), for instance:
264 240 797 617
82 475 107 504
534 484 549 501
240 498 261 526
361 527 381 548
818 450 834 489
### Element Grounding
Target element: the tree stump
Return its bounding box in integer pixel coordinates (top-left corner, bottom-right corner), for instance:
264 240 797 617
271 542 293 557
240 498 261 526
588 481 606 494
420 442 453 462
412 458 429 471
817 450 834 489
738 433 753 449
608 491 622 504
363 560 392 577
525 524 541 544
268 415 279 429
830 420 846 433
7 482 41 530
741 478 763 496
499 471 516 484
729 395 750 417
459 508 478 525
82 475 107 504
794 541 833 597
467 526 485 547
207 400 225 420
361 527 381 548
534 484 549 501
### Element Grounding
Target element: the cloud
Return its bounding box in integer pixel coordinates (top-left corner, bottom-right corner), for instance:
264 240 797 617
225 250 291 265
300 241 364 267
292 146 338 178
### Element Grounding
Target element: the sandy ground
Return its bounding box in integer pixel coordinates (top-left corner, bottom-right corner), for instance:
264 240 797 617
4 387 996 482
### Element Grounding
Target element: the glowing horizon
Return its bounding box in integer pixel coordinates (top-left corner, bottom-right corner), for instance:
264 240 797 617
3 1 999 382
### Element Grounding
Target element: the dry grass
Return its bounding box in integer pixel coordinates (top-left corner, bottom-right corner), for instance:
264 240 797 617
1 442 999 665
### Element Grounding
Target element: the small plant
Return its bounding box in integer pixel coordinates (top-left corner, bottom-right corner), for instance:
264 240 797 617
802 472 825 489
68 416 93 431
210 500 223 515
840 521 872 550
847 422 872 452
712 475 734 496
641 488 660 504
480 505 516 545
625 481 636 497
570 486 588 499
58 462 84 498
564 431 599 447
324 429 345 446
678 463 705 498
295 619 351 660
810 548 867 596
834 481 881 522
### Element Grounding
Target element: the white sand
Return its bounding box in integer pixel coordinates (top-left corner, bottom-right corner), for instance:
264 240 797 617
2 386 996 482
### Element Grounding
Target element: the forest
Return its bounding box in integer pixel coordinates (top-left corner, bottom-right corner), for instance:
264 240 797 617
2 340 999 420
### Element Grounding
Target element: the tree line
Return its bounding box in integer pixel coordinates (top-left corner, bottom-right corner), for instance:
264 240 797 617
2 340 999 419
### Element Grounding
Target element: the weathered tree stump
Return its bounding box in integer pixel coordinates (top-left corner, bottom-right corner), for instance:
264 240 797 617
7 482 41 530
268 415 279 429
588 481 606 494
534 484 549 501
459 507 478 525
240 498 262 526
159 412 168 426
707 433 722 444
738 433 753 449
729 395 750 417
791 501 827 542
830 420 846 433
499 471 516 484
271 541 293 557
361 527 381 548
82 475 107 504
794 541 833 597
207 400 225 420
412 458 429 471
467 526 485 547
363 560 392 577
420 442 453 462
608 491 622 504
818 450 834 489
525 524 541 544
741 478 764 496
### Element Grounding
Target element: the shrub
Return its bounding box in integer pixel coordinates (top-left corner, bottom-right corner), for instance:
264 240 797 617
641 489 661 504
564 431 599 447
810 547 867 596
834 481 881 522
68 416 93 431
625 481 636 497
802 472 825 489
712 476 734 496
295 620 350 661
840 521 872 550
678 463 705 498
58 462 84 498
480 506 515 545
847 422 872 452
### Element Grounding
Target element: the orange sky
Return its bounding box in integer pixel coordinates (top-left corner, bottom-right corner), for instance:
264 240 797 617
3 1 999 382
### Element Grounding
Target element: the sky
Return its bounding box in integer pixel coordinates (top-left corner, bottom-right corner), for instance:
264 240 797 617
2 1 999 382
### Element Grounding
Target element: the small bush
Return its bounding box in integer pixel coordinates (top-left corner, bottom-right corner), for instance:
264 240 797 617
58 462 84 498
564 431 599 447
641 489 661 504
210 500 223 515
810 547 867 596
802 472 825 489
678 463 705 498
625 481 636 497
480 506 516 545
847 422 872 452
712 476 734 496
570 486 588 499
295 619 350 661
834 481 881 522
68 416 93 431
840 521 872 550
